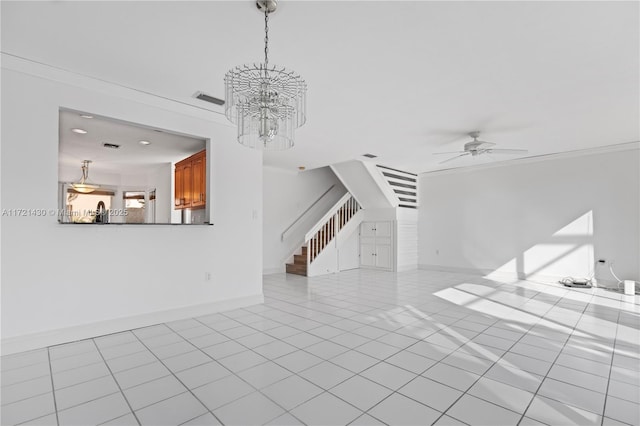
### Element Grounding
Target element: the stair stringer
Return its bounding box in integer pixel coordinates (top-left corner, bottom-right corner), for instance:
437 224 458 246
307 209 364 277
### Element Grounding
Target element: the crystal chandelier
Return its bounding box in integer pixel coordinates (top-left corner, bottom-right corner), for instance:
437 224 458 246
225 0 307 150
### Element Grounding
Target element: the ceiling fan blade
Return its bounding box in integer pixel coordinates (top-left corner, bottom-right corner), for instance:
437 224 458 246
433 151 466 155
439 153 470 164
485 148 528 154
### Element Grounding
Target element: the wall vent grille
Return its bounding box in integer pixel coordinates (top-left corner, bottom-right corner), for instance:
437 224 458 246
194 91 225 106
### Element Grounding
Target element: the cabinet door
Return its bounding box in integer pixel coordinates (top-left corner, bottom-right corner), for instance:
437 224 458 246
375 222 392 238
175 166 184 208
360 222 377 238
375 244 393 269
360 243 376 267
191 153 206 208
182 163 193 207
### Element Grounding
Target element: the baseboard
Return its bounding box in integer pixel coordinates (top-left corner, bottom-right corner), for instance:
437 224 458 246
263 267 285 275
418 264 564 284
418 264 494 276
1 293 264 356
397 264 418 272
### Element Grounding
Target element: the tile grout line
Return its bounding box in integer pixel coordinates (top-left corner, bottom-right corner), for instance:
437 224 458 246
423 290 568 425
128 331 226 425
46 347 61 426
188 316 330 424
192 315 371 421
514 292 597 426
140 319 315 425
90 339 142 426
599 306 622 426
4 270 636 426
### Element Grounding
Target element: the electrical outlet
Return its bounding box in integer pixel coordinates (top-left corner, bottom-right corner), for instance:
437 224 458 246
205 272 212 281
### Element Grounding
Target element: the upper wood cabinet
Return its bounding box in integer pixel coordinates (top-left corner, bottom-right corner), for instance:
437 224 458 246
191 152 206 208
175 150 206 210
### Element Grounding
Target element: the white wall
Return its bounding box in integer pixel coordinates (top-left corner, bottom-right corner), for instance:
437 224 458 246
397 211 419 272
330 161 394 209
418 148 640 283
338 228 360 271
1 63 263 352
263 166 346 274
148 163 172 224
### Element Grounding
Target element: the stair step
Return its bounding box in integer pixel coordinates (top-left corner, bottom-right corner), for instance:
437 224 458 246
294 254 306 265
300 246 307 255
286 263 307 276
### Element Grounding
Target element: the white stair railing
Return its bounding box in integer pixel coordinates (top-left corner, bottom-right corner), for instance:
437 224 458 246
305 193 361 264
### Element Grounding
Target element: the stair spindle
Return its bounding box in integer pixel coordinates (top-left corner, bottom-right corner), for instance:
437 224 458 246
306 194 363 266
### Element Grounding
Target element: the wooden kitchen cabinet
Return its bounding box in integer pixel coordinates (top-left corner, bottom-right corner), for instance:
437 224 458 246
191 151 206 208
175 149 205 209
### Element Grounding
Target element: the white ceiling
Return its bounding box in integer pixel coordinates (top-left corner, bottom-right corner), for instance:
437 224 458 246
3 1 638 173
59 109 205 174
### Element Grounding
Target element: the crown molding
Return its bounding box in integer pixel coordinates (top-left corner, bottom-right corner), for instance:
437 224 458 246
1 52 232 127
419 141 640 177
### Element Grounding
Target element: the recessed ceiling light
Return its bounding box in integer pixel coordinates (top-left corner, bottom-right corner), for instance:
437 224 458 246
139 140 151 146
80 114 93 119
71 128 87 134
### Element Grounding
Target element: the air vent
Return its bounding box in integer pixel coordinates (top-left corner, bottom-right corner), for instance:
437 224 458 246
103 143 120 149
363 153 377 158
194 91 225 106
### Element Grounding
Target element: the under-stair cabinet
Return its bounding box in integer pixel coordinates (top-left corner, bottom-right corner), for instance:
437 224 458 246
360 221 394 270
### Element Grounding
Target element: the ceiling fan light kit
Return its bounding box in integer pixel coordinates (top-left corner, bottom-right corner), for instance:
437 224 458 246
434 131 528 164
224 0 307 150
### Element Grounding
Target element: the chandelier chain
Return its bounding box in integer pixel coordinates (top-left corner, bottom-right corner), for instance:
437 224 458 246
264 7 269 68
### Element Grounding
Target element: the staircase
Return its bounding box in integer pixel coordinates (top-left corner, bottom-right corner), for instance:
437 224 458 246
286 194 362 277
286 246 308 276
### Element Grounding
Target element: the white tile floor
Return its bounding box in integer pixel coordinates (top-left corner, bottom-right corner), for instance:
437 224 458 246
2 269 639 426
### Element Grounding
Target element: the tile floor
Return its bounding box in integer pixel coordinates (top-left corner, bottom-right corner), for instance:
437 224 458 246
1 269 639 425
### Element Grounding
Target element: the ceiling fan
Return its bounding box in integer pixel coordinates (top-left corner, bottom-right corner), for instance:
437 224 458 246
434 131 528 164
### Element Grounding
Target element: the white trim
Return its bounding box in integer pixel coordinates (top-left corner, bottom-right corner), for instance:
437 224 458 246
263 267 285 275
1 53 232 127
1 294 264 355
416 264 623 289
397 264 418 272
420 141 640 177
418 264 560 283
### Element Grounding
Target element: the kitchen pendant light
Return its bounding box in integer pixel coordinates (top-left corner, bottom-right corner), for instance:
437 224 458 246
71 160 99 193
224 0 307 150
